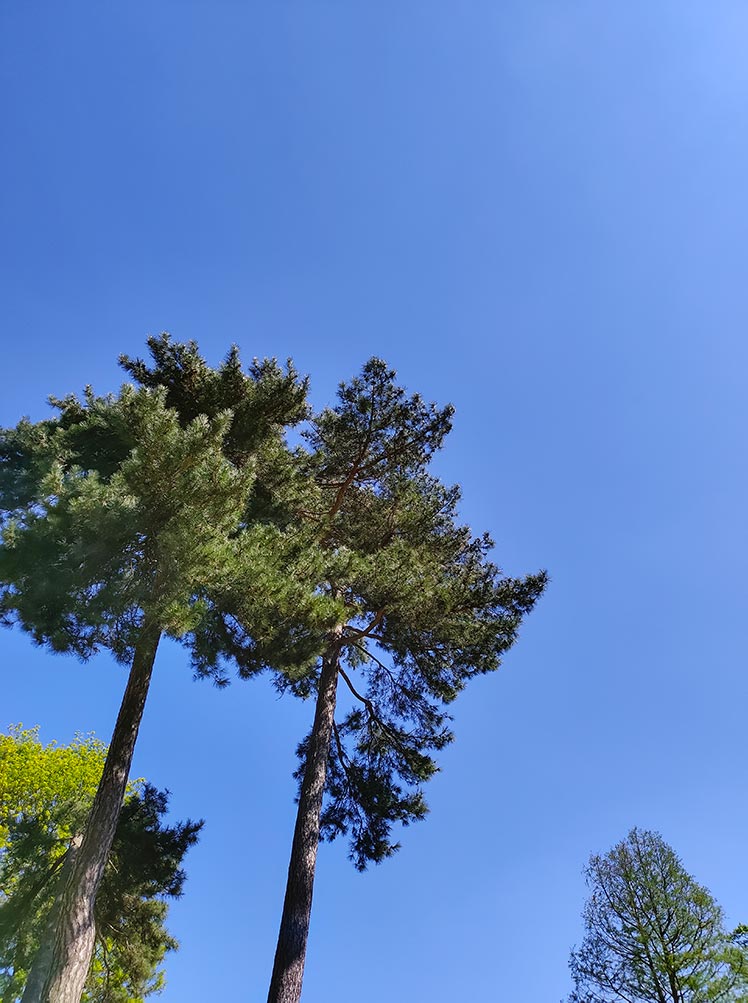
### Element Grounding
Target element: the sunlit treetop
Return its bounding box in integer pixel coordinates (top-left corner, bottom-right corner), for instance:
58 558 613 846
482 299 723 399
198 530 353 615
0 339 340 675
296 358 547 867
104 346 548 868
0 726 106 844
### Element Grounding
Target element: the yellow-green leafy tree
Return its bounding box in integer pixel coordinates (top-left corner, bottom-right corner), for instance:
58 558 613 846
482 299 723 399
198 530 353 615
0 727 202 1002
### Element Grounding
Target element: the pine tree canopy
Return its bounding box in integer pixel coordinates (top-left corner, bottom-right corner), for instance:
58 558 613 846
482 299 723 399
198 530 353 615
108 345 547 869
0 338 338 678
294 358 547 867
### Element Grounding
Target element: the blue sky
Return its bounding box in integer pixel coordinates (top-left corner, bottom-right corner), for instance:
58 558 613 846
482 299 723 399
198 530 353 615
2 3 748 1000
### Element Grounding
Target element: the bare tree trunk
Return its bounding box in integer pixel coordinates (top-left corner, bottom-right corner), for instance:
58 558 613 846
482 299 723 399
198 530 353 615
21 836 83 1003
267 647 340 1003
23 622 162 1003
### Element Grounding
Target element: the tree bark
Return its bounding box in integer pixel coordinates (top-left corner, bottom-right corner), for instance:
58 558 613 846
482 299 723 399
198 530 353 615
24 622 162 1003
21 836 83 1003
267 645 340 1003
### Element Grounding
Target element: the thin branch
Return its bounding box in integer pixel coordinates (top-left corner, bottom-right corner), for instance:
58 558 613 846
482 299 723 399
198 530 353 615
342 608 385 641
326 386 378 521
338 665 412 756
331 719 352 773
338 665 373 711
347 641 404 696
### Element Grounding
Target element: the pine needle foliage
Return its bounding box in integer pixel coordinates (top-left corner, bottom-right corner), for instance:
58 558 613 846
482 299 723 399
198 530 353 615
115 337 344 682
115 347 547 869
293 358 547 868
35 341 546 1003
0 373 319 664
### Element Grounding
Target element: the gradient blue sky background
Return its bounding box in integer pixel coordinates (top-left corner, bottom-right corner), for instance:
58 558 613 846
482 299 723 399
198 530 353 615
2 3 748 1000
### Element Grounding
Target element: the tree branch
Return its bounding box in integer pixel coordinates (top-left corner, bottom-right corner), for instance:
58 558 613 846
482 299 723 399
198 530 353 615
338 665 413 758
342 608 385 641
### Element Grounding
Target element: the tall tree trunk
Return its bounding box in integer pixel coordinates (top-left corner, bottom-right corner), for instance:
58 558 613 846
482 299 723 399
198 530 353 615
24 622 162 1003
267 646 340 1003
21 836 83 1003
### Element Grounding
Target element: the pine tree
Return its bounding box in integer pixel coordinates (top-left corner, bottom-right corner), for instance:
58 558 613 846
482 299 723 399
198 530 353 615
0 341 328 1002
567 828 748 1003
260 360 547 1003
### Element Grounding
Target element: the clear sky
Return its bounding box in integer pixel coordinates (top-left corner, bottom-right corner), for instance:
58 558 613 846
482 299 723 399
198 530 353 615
2 3 748 1001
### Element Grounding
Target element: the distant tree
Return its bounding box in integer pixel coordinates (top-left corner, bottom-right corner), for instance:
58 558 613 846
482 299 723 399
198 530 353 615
0 727 201 1002
0 342 327 1002
567 828 748 1003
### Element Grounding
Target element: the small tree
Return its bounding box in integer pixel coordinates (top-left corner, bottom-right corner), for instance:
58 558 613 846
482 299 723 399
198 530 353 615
567 828 748 1003
0 342 326 1002
0 727 202 1002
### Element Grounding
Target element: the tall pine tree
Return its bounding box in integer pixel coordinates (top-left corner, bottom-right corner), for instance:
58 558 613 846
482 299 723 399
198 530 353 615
264 360 546 1002
0 341 331 1002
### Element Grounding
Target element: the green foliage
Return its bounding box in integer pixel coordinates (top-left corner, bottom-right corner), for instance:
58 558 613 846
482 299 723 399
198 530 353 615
115 345 547 870
296 358 546 867
0 728 201 1002
117 336 344 682
82 784 202 1003
3 338 545 882
0 336 350 995
1 384 254 657
567 828 748 1003
0 727 105 843
119 337 309 467
0 339 335 675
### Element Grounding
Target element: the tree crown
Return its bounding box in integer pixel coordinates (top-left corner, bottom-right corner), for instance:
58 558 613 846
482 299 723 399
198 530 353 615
568 828 748 1003
0 340 338 676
